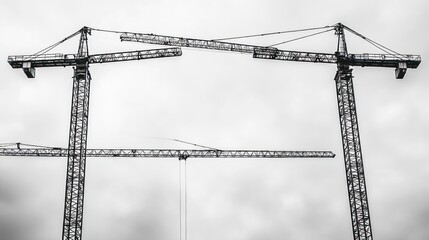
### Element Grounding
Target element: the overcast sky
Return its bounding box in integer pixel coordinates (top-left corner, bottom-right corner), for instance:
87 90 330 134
0 1 428 240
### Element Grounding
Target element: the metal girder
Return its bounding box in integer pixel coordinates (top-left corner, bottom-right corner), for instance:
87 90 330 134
0 147 336 159
120 31 421 69
88 48 182 64
120 32 256 53
8 54 80 68
253 48 421 68
336 53 420 68
253 47 337 64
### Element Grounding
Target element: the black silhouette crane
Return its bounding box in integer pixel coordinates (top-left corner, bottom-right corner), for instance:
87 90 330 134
119 23 421 240
8 27 181 240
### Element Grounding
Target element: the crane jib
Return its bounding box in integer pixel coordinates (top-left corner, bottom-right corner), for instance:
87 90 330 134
120 32 421 71
7 48 182 78
0 148 336 158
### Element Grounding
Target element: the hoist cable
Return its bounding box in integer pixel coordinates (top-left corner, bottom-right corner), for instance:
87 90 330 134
185 160 187 240
179 160 182 240
179 159 188 240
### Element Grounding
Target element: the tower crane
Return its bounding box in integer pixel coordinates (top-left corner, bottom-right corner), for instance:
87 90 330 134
6 27 335 240
119 23 421 240
7 27 181 240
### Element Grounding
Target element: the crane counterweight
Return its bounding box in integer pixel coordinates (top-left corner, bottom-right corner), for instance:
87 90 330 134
395 62 407 79
22 62 35 78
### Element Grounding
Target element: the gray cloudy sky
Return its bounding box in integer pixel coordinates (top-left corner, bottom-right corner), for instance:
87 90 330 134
0 1 428 240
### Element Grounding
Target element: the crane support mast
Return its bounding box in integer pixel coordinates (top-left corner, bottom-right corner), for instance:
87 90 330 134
0 147 336 159
334 24 372 240
119 23 421 240
63 26 91 240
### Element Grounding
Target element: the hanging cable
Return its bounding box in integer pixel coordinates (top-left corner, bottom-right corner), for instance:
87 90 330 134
0 142 59 149
268 28 335 47
28 29 81 59
179 158 181 240
143 136 220 150
90 25 335 41
212 25 334 41
0 143 18 148
89 27 126 35
171 138 218 150
343 25 408 59
185 159 187 240
179 157 188 240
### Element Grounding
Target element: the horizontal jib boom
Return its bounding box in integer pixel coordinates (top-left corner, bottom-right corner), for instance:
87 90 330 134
0 148 335 159
88 48 182 64
8 53 80 68
337 53 421 68
8 48 182 68
253 48 421 68
120 32 257 53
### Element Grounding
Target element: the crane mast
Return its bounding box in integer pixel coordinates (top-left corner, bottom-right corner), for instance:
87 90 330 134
334 23 372 240
119 23 421 240
62 26 93 240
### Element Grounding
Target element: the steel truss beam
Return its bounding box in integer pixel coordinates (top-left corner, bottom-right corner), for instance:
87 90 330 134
121 31 420 69
0 148 335 159
7 48 182 68
335 65 372 240
62 27 91 240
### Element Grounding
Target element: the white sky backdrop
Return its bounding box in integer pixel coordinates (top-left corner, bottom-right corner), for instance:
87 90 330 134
0 1 428 240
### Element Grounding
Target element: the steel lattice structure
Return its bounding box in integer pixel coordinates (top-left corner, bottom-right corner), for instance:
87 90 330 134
6 23 421 240
333 25 372 240
62 28 91 240
0 147 335 159
119 23 421 240
7 27 182 240
335 65 372 240
121 31 420 68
